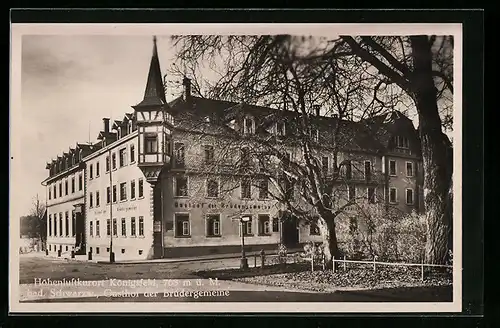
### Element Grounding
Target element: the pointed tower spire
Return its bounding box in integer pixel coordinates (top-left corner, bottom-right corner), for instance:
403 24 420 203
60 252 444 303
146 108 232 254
133 36 166 108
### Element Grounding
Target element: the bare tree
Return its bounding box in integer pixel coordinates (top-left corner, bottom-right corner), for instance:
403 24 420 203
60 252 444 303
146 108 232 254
20 195 46 250
169 35 391 267
339 36 454 264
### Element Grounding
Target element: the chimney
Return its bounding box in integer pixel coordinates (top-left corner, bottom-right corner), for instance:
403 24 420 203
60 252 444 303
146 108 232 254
103 118 110 133
183 77 191 100
313 105 321 117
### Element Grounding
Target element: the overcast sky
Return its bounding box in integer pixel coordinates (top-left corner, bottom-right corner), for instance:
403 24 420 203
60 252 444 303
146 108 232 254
17 35 180 219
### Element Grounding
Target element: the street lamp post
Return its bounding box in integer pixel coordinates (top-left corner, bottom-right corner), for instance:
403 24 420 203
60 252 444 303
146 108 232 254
109 149 115 263
240 216 251 269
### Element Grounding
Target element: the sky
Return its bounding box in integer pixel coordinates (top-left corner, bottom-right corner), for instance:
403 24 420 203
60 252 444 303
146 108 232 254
11 26 459 221
16 35 181 219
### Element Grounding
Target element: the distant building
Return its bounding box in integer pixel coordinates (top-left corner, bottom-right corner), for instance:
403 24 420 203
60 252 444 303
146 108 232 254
42 37 423 261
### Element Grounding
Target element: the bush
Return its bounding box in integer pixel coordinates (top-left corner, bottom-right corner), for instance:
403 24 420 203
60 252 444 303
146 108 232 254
337 208 427 263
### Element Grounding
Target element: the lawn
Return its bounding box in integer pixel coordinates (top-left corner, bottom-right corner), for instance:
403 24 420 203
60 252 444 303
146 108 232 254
196 262 453 293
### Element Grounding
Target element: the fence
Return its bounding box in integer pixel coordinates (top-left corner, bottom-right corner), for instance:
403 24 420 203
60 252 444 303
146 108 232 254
249 252 452 282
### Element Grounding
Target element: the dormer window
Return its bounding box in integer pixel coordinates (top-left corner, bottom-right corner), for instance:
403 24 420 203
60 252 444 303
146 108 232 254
203 115 211 123
276 122 286 136
228 119 237 130
393 135 410 149
243 117 255 134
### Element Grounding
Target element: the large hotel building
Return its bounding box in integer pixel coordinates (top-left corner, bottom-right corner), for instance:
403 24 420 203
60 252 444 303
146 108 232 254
42 38 424 261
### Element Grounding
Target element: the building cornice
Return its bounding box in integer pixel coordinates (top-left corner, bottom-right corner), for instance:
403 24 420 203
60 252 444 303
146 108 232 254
82 131 138 162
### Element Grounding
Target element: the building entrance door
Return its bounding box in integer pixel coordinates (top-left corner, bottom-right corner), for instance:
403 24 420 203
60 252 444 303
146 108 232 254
282 215 299 248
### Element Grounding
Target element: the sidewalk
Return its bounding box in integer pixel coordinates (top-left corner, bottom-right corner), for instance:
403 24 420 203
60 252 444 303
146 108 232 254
33 248 304 265
97 247 304 264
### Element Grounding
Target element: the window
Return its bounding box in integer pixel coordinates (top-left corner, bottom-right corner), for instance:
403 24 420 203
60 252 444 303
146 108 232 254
71 177 75 193
90 221 93 237
130 144 135 163
49 187 52 200
395 135 410 149
241 218 253 236
174 143 185 166
389 160 397 176
406 162 414 177
364 161 372 181
106 156 110 172
204 145 214 164
309 217 320 235
120 182 127 201
311 129 319 142
119 148 127 167
48 215 52 236
145 134 158 154
89 192 93 208
259 179 268 199
139 217 144 236
272 218 280 232
389 187 398 203
64 180 68 195
322 157 329 175
96 247 100 254
72 212 76 236
96 191 100 207
406 188 414 205
175 214 190 237
131 217 136 236
206 214 221 237
65 212 69 236
106 219 111 236
258 215 271 235
241 178 251 199
130 180 136 199
106 186 111 204
112 153 117 170
96 161 100 177
59 213 63 237
53 185 57 199
89 164 93 179
276 122 286 136
345 161 352 180
54 214 58 236
95 220 100 237
175 177 188 197
78 174 82 191
240 147 251 169
206 179 219 198
243 117 254 134
367 187 376 204
113 185 117 203
121 218 126 236
138 179 144 198
348 185 356 201
59 183 62 197
113 218 117 236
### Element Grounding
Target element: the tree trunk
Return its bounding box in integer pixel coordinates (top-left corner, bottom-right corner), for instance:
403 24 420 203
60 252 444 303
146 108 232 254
318 214 340 269
410 36 453 265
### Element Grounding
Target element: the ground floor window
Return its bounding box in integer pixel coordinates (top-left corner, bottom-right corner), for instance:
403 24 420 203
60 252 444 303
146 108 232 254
206 214 221 237
240 217 253 236
175 214 190 237
258 215 271 235
272 218 280 232
309 217 320 235
96 247 100 254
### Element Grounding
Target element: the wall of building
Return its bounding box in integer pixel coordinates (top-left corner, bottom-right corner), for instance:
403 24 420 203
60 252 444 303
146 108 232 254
46 168 85 255
85 133 154 261
384 154 420 214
